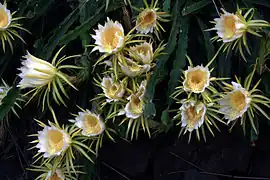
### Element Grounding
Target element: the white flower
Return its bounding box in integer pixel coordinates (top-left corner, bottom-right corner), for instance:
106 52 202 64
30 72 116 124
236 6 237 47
183 65 210 93
45 169 65 180
125 94 144 119
92 17 125 54
101 76 125 102
72 110 105 137
119 58 150 77
36 124 71 158
124 80 147 119
130 42 153 64
17 52 57 89
0 3 11 30
219 82 251 122
136 9 157 34
180 100 206 132
214 9 246 43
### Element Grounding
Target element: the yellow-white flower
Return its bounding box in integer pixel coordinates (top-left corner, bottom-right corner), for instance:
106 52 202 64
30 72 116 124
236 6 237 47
180 100 206 132
119 58 150 77
136 9 157 34
183 65 210 93
101 76 125 102
130 42 153 64
92 17 125 54
17 52 57 89
219 82 251 122
214 9 246 43
71 110 105 137
0 3 11 30
124 80 147 119
36 124 71 158
45 169 65 180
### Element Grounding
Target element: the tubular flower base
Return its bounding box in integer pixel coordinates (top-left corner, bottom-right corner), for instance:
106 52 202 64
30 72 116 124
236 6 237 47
0 2 29 52
209 7 270 61
173 99 225 142
17 47 81 110
117 80 150 140
219 63 270 134
134 0 170 38
29 119 96 171
28 162 82 180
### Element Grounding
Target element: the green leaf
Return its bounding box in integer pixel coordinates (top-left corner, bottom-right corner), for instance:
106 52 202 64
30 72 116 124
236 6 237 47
0 87 19 121
167 16 190 106
163 0 171 12
144 0 183 117
182 0 212 16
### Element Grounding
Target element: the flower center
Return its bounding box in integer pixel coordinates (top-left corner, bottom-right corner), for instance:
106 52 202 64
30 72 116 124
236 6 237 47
223 16 236 38
49 173 61 180
83 114 101 134
131 95 143 114
0 9 9 28
187 70 207 91
47 130 64 154
186 106 204 128
136 46 150 56
230 90 247 112
140 10 156 27
102 27 123 51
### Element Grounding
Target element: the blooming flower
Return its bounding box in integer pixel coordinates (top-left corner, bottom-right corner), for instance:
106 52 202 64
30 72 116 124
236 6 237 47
130 42 153 64
219 82 251 122
71 110 105 137
136 9 157 34
92 17 125 54
119 58 150 77
213 9 246 43
45 169 65 180
36 124 71 158
183 65 210 93
101 76 125 102
124 80 147 119
17 52 57 89
180 100 206 132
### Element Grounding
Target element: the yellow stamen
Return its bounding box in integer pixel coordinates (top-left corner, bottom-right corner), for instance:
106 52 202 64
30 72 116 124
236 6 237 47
83 115 101 134
230 90 247 112
186 70 208 91
47 130 64 154
102 26 123 51
186 106 204 129
49 173 61 180
0 9 9 28
223 16 236 38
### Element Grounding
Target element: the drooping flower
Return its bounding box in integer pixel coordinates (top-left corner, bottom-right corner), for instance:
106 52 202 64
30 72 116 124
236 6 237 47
119 58 150 77
213 9 246 43
71 110 105 137
183 65 210 93
92 17 125 54
18 52 57 89
124 80 147 119
219 82 251 122
101 76 125 102
135 0 170 37
209 7 270 61
45 169 65 180
36 123 71 158
180 100 206 132
130 42 153 64
0 2 29 52
17 47 79 109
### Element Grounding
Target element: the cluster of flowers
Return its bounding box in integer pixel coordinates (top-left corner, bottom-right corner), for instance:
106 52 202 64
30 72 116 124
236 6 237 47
0 0 269 179
172 8 270 142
